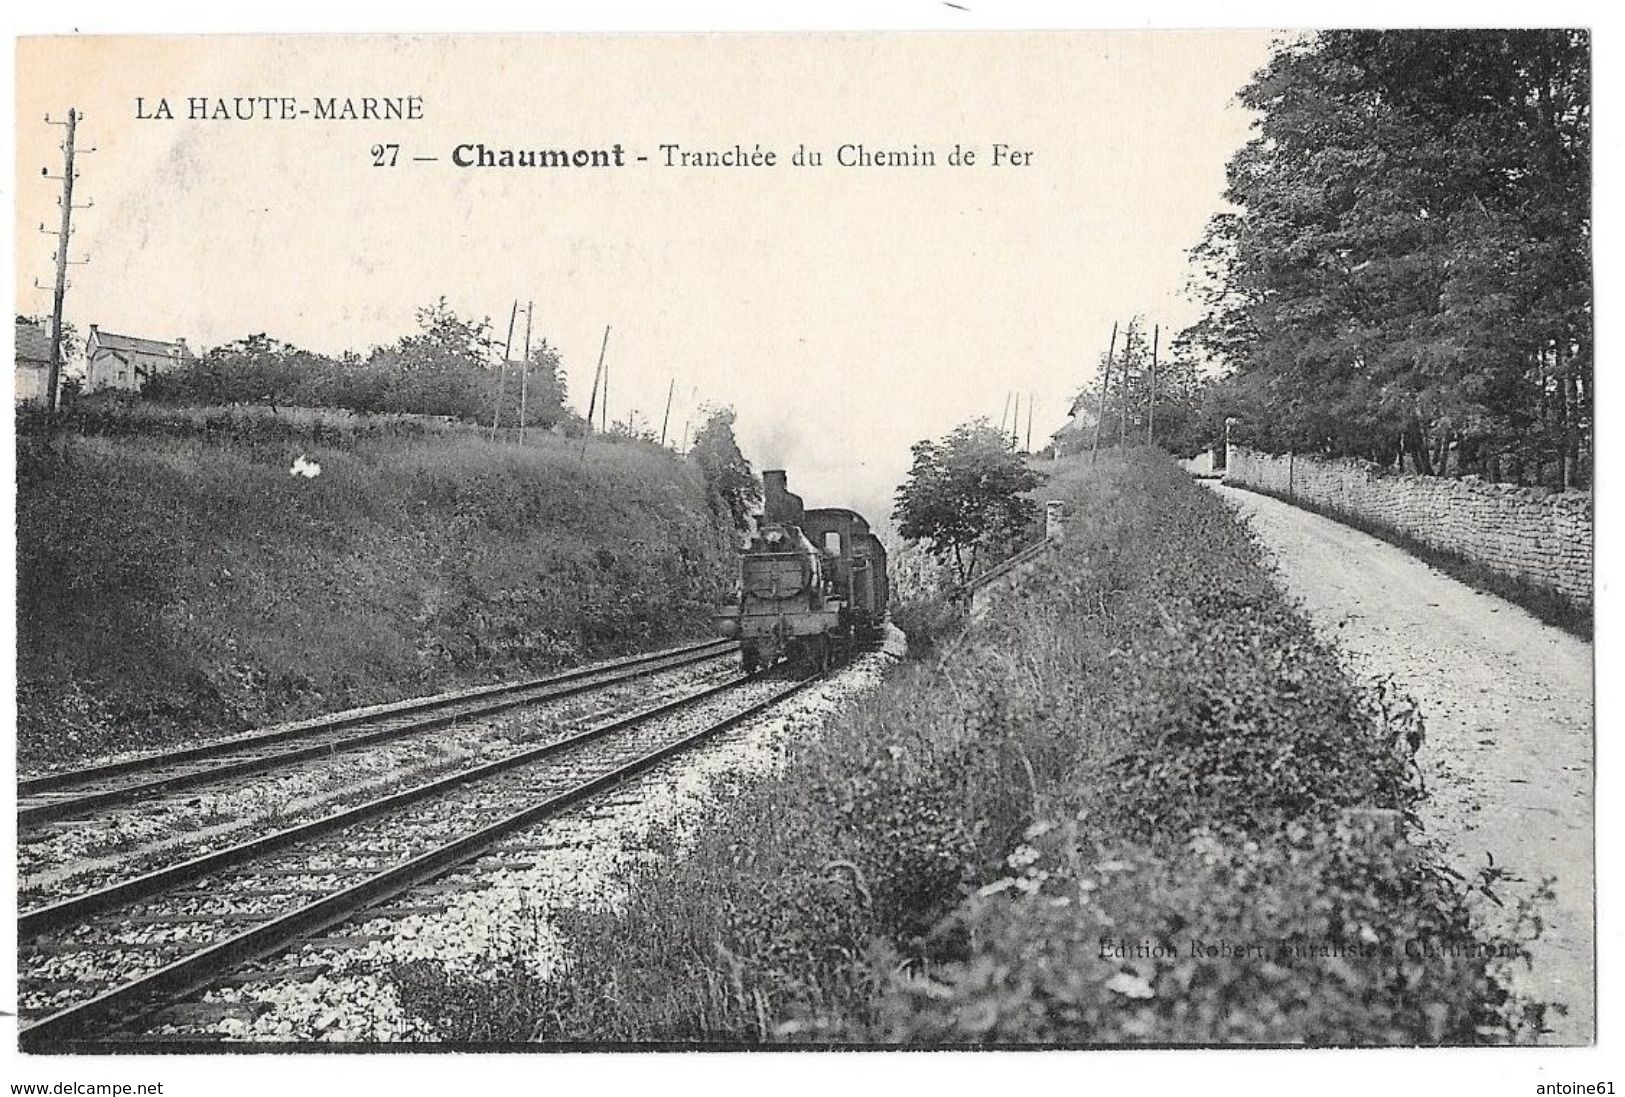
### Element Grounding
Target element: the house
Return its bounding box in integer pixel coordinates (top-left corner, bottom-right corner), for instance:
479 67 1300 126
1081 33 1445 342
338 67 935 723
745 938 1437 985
1048 389 1098 457
84 325 194 394
14 318 54 406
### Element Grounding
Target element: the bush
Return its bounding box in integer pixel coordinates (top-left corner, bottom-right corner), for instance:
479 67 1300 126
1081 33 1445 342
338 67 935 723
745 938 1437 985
880 818 1541 1044
16 398 454 444
887 595 961 658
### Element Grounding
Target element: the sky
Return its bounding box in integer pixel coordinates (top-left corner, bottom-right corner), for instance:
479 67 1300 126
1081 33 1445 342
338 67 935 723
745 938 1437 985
15 32 1275 526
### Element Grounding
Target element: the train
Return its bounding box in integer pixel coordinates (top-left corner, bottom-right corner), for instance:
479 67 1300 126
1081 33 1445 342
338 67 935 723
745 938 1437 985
715 469 890 671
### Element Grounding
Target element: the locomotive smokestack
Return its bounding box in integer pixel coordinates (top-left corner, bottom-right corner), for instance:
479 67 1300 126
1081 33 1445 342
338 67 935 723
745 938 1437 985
762 469 804 525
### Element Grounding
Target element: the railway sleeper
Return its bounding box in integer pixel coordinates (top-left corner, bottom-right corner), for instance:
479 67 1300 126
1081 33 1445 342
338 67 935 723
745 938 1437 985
213 963 330 987
299 934 393 949
93 911 269 926
150 1000 272 1026
368 903 449 917
169 887 338 900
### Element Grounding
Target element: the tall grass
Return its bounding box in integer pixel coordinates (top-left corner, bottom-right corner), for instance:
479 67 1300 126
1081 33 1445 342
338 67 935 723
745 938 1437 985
15 426 734 768
386 449 1543 1046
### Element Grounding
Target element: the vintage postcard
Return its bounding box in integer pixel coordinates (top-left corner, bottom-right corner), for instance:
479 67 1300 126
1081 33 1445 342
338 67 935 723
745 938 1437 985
5 21 1603 1092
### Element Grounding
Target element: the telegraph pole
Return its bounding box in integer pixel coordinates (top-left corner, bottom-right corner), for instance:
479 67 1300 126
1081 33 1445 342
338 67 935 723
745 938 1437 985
659 378 675 447
1146 323 1160 445
518 300 534 444
490 300 518 442
1025 394 1034 453
1119 324 1130 448
1090 322 1118 466
44 108 81 412
584 325 610 432
579 325 610 464
601 350 610 433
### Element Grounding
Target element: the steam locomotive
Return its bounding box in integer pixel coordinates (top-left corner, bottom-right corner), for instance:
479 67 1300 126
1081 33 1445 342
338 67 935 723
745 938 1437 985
715 469 890 671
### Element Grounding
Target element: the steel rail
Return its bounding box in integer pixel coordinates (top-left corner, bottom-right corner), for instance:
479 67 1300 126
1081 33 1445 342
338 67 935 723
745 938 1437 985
19 670 756 939
20 672 818 1049
19 638 736 826
21 637 733 795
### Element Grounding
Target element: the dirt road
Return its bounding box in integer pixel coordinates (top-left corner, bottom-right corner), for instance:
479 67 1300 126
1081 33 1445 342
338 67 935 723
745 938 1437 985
1206 482 1594 1045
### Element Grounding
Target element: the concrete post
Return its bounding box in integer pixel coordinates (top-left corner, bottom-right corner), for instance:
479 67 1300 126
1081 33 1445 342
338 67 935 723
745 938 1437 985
1045 501 1065 540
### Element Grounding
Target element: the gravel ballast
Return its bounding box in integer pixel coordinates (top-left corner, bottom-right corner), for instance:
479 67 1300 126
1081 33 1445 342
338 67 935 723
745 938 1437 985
144 651 898 1043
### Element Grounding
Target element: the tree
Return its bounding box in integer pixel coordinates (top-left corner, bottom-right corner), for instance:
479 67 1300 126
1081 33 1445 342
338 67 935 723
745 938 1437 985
366 299 501 419
689 405 761 530
148 333 293 406
608 410 657 443
894 419 1041 584
1068 317 1208 452
516 339 568 429
1187 31 1590 486
131 298 581 429
393 298 499 370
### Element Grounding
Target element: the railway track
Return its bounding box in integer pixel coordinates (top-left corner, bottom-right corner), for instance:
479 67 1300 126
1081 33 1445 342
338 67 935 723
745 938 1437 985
18 668 817 1049
18 638 737 829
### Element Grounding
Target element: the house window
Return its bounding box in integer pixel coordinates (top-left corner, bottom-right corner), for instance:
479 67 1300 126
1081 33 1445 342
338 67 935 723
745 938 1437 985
823 531 842 556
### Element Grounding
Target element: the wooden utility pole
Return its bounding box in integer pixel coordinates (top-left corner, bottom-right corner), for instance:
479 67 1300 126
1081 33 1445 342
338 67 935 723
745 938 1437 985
490 300 518 442
659 378 675 447
518 300 534 444
45 108 80 413
1025 394 1034 453
601 348 610 433
1119 323 1130 447
1146 323 1159 445
584 324 610 432
1090 322 1118 466
999 391 1013 435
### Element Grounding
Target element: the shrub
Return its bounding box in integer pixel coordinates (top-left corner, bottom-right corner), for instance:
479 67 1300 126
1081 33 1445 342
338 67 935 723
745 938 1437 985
887 595 961 658
879 818 1543 1044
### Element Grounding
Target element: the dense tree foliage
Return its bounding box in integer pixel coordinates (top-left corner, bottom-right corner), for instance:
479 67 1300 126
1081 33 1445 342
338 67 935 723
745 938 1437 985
894 419 1041 583
1187 31 1590 487
688 404 762 531
142 299 570 427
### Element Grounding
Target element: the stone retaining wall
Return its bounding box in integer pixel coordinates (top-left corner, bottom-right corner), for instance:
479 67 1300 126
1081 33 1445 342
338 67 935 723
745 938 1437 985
1179 449 1222 478
1224 445 1592 610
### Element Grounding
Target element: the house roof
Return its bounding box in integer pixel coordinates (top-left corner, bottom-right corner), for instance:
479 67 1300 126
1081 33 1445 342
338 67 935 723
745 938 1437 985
92 329 189 357
15 318 53 365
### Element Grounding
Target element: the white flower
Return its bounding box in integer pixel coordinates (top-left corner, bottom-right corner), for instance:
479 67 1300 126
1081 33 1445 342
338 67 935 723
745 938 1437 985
1104 972 1155 999
290 455 322 478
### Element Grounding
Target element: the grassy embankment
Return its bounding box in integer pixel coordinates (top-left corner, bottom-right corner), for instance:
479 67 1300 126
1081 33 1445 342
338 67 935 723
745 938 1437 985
15 407 736 769
390 449 1545 1045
